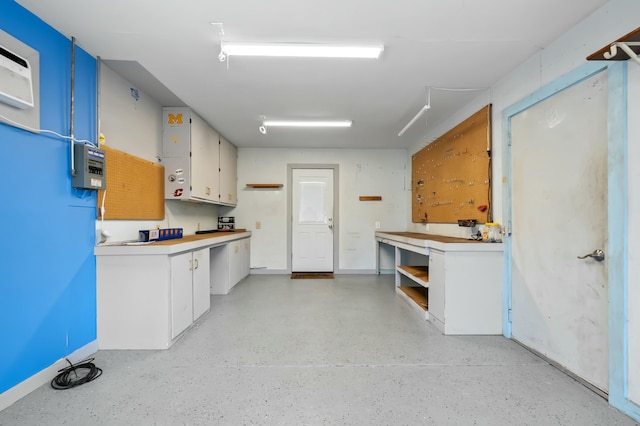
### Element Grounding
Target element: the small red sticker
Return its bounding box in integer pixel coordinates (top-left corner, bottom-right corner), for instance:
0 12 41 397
173 188 184 197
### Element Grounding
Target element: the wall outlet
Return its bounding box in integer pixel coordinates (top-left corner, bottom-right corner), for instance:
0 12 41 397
375 221 380 229
256 221 261 230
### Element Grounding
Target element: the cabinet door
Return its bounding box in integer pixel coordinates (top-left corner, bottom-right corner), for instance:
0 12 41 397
192 248 211 321
190 114 219 202
162 107 191 158
241 238 251 280
219 136 237 205
428 250 446 327
163 156 190 200
229 240 242 289
170 252 194 339
209 244 231 295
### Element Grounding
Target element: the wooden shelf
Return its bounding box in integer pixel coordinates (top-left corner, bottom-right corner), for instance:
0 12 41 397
245 183 283 188
397 286 428 311
587 27 640 61
397 265 428 287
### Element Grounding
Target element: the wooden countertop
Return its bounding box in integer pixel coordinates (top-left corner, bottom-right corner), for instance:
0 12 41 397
148 229 248 246
95 230 251 256
375 231 502 253
379 231 483 244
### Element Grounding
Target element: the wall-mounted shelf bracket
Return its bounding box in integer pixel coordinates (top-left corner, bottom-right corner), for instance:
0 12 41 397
587 27 640 66
604 42 640 66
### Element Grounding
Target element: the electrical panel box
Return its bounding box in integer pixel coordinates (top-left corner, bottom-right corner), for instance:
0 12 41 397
72 144 106 190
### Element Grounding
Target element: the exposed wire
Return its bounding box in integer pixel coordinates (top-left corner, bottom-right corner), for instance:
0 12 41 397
51 358 102 390
0 112 97 146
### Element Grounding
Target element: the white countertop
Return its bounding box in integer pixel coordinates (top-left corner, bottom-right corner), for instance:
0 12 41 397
95 231 251 256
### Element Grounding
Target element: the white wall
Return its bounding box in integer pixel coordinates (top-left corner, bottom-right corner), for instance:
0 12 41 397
97 63 220 243
230 148 407 272
407 0 640 238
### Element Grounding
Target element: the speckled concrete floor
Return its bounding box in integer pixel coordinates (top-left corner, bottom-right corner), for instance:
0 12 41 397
0 274 635 425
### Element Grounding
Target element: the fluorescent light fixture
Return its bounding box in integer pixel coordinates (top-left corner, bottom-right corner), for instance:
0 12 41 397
220 42 383 59
263 120 352 128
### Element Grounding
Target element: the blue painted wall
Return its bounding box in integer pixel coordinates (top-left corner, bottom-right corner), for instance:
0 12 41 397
0 0 97 394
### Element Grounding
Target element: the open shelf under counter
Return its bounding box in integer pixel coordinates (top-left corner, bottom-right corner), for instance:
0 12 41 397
377 231 503 334
396 286 429 320
397 265 428 287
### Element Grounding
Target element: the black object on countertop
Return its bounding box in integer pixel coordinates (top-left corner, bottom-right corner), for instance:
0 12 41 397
195 229 220 234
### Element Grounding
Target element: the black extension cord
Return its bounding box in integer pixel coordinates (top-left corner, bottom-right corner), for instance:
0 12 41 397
51 358 102 390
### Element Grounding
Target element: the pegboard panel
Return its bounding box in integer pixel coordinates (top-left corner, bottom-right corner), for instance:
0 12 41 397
97 145 164 220
412 105 492 224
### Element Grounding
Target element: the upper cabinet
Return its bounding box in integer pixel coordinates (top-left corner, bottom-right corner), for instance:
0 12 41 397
219 135 237 206
162 107 237 206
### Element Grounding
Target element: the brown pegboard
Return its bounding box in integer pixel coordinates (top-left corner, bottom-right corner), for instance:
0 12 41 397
412 105 492 224
97 145 164 220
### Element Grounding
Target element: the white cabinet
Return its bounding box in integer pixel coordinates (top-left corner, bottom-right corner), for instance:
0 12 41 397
162 107 237 206
170 252 194 339
427 250 445 327
229 237 250 286
192 248 211 321
96 232 251 349
210 236 250 295
170 248 211 340
219 135 237 206
163 107 220 203
376 231 503 335
427 248 503 335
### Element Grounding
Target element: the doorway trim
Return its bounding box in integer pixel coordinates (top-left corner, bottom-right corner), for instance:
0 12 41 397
287 164 339 274
502 60 634 418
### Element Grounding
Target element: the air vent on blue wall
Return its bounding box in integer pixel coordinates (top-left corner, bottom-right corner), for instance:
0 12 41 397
0 44 34 109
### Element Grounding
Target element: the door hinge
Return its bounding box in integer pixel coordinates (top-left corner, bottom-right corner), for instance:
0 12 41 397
508 308 513 322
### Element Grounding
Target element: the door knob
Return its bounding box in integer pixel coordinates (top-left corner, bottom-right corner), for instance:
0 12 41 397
577 249 605 262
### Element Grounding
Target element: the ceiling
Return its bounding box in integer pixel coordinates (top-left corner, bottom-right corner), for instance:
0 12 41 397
17 0 609 150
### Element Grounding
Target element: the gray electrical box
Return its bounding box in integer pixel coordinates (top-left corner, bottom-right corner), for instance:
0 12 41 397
72 144 106 190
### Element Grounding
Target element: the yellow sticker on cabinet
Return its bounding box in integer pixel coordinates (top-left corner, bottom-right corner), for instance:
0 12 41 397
167 113 183 125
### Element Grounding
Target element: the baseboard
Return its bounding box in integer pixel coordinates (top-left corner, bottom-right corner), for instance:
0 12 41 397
333 269 377 275
0 340 98 412
251 269 379 275
250 268 288 275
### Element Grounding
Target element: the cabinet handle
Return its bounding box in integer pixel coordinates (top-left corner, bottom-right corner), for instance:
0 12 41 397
194 258 199 269
189 259 193 271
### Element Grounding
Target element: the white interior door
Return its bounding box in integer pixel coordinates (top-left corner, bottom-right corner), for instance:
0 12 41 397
510 71 609 392
292 168 334 272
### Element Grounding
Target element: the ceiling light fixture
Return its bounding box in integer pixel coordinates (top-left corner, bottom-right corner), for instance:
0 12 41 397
263 120 353 128
220 42 384 59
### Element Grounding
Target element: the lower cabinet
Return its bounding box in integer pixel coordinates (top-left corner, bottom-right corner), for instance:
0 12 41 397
377 232 503 335
428 248 503 334
210 237 250 295
96 233 250 349
170 248 210 340
427 250 445 325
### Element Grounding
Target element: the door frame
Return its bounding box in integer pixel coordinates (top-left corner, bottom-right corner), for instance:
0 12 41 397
287 164 339 274
502 60 634 417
